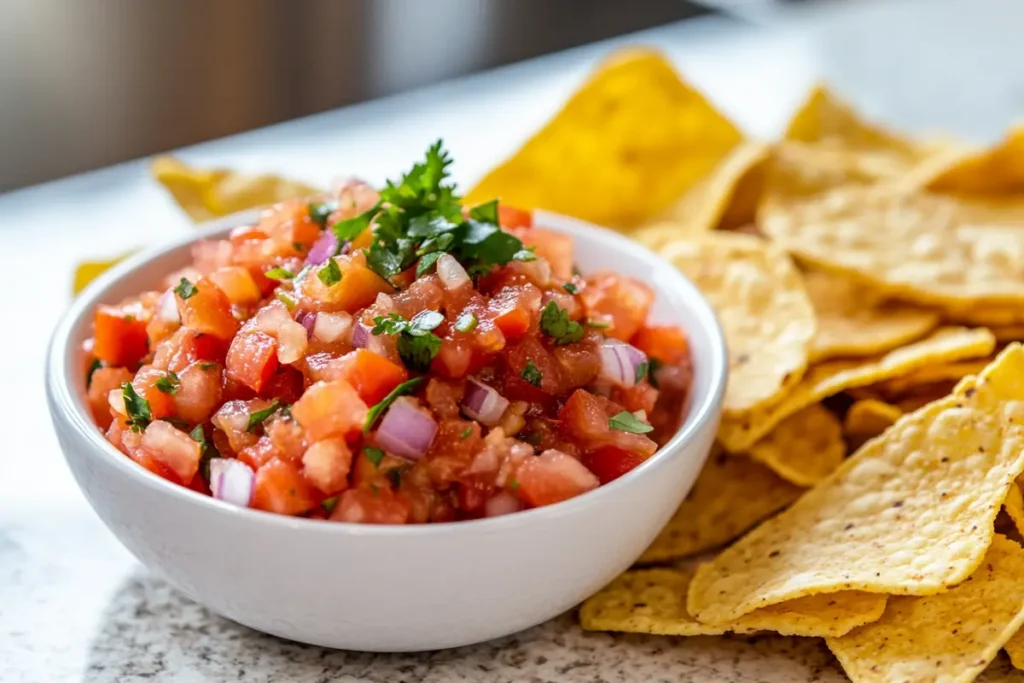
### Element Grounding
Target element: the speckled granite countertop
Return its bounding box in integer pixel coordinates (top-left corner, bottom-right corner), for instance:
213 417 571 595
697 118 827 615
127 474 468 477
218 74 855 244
7 1 1024 680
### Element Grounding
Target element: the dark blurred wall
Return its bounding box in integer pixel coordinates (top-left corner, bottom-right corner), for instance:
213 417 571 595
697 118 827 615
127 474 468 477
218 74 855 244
0 0 702 192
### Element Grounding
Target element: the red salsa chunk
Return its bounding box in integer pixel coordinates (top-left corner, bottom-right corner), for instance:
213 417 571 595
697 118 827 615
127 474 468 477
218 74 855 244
84 144 693 523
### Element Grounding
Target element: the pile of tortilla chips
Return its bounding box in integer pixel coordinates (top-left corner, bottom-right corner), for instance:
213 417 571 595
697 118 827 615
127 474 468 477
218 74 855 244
80 46 1024 681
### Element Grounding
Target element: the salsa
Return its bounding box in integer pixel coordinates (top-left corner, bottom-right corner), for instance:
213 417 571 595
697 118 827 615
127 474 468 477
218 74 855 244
84 143 693 523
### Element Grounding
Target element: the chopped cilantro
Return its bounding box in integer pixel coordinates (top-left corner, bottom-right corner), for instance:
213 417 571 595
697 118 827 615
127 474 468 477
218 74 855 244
364 446 386 467
364 376 426 432
264 267 294 281
647 358 664 388
246 400 280 433
513 247 537 262
454 312 477 333
635 360 650 385
468 199 498 224
415 251 444 277
293 241 304 252
586 319 611 329
318 258 342 286
198 362 219 371
509 479 520 491
563 282 579 295
333 203 379 245
86 359 103 388
459 427 473 439
372 311 444 372
458 220 524 269
521 359 542 387
174 278 197 300
321 496 340 515
190 425 220 483
609 411 654 434
155 372 180 395
540 301 584 345
121 383 152 431
275 290 297 311
308 201 336 226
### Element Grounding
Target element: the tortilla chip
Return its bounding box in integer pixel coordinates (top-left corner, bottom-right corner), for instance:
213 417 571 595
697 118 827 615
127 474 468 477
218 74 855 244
152 156 321 222
785 85 918 154
989 325 1024 343
762 186 1024 310
803 270 939 362
1007 627 1024 670
688 345 1024 624
1004 482 1024 538
649 141 770 234
873 358 992 399
928 124 1024 196
718 326 995 453
660 233 815 414
638 450 802 564
581 567 885 638
826 535 1024 683
843 399 902 439
746 404 845 486
464 48 743 229
73 252 134 295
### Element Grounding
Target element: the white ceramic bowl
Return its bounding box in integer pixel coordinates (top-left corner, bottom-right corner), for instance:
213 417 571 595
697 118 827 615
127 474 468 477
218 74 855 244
46 208 726 652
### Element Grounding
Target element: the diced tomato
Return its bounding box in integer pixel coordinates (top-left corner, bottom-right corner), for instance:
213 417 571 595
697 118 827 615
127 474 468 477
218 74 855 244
558 389 657 459
580 272 654 342
87 366 133 429
140 421 203 483
301 437 353 494
207 266 262 305
226 331 278 393
500 337 561 404
329 486 410 524
131 366 177 420
297 255 392 313
421 419 483 488
582 446 644 485
177 277 239 340
610 382 658 415
291 380 368 441
93 304 150 367
211 399 264 453
251 458 321 515
237 437 278 470
260 366 305 404
516 227 574 280
498 205 532 229
350 451 406 489
173 362 222 424
334 349 408 405
514 450 599 507
631 325 690 364
489 285 541 341
180 330 229 365
264 413 307 461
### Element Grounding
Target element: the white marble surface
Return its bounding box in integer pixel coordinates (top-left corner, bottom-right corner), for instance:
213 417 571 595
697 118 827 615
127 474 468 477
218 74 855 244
4 2 1024 680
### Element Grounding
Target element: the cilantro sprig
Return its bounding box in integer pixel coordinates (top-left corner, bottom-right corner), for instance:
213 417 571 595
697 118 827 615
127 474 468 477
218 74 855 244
609 411 654 434
540 301 584 345
372 310 444 372
521 359 543 387
364 377 426 432
121 383 152 432
190 425 221 483
246 400 281 433
155 372 180 395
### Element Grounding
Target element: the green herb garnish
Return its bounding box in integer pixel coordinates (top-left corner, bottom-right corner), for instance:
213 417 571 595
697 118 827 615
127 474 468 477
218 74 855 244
86 359 103 388
459 427 473 439
468 199 498 224
563 282 579 295
372 311 444 372
121 382 152 431
155 372 180 395
265 267 294 281
364 376 426 432
318 258 342 286
586 319 611 329
454 312 477 333
540 301 584 345
174 278 197 300
199 362 220 372
275 290 298 311
246 400 281 433
190 425 220 483
308 201 336 226
647 358 664 388
509 479 520 491
520 359 543 387
609 411 654 434
321 496 340 515
293 241 304 252
415 251 444 277
333 203 379 247
364 446 386 467
635 360 650 385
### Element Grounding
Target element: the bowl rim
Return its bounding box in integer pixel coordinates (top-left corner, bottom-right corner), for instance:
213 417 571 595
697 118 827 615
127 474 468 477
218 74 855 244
47 208 727 537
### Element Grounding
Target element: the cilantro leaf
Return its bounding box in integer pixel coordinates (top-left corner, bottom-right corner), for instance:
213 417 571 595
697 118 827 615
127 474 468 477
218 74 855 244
609 411 654 434
457 220 524 268
647 358 664 388
174 278 197 300
246 400 280 433
416 251 443 277
190 425 220 483
321 496 340 515
275 290 298 311
540 301 584 345
155 372 180 394
397 334 442 373
364 377 426 432
121 382 152 431
586 319 611 329
521 359 543 387
468 199 499 224
371 311 444 372
364 446 386 467
87 359 103 388
333 203 380 244
318 258 342 286
513 247 537 262
264 267 294 281
308 201 336 226
459 427 473 439
635 360 650 385
563 282 579 294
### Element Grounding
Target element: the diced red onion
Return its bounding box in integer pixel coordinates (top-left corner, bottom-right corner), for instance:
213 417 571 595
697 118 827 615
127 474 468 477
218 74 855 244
313 311 352 343
352 322 370 348
209 458 255 508
436 254 470 291
156 289 180 323
485 491 524 517
305 231 339 265
375 399 438 462
461 378 509 426
597 340 648 388
295 311 317 339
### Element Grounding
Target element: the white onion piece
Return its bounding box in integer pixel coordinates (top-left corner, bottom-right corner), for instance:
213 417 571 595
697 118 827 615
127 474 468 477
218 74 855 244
277 319 309 364
436 254 470 291
375 399 438 462
313 311 352 343
461 378 509 426
156 289 181 323
484 491 524 517
256 302 292 336
597 340 648 388
521 257 551 287
210 458 255 508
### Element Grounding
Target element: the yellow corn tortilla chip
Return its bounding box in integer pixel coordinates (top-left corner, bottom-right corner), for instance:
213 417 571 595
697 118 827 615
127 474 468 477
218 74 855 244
638 450 802 564
689 345 1024 624
746 404 845 487
928 123 1024 196
718 326 995 453
873 358 992 399
464 48 743 229
785 85 918 154
763 186 1024 310
843 399 902 439
649 141 770 234
803 270 939 362
152 156 321 222
1004 482 1024 539
826 535 1024 683
1007 631 1024 671
989 325 1024 343
581 567 886 638
73 252 135 295
660 233 815 414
